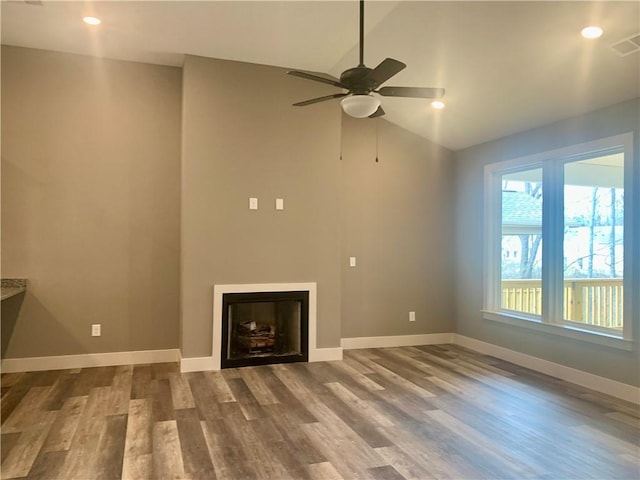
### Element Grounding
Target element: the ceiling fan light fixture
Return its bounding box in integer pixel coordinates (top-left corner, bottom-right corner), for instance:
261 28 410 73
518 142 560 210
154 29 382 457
341 94 380 118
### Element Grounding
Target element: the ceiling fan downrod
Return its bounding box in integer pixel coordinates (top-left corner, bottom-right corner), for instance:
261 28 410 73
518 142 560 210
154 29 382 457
358 0 365 67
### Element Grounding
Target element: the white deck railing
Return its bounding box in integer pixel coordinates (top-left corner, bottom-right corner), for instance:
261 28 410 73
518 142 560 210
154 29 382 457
501 278 623 328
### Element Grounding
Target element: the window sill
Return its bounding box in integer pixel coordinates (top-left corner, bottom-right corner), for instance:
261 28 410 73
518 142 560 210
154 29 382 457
481 310 633 351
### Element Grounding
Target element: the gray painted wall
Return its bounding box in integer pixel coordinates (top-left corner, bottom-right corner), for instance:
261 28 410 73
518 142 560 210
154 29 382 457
1 46 182 357
180 55 344 357
2 47 457 361
453 99 640 386
340 115 454 338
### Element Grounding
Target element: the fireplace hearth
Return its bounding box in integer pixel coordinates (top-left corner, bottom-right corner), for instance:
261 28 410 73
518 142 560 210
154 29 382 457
221 291 309 368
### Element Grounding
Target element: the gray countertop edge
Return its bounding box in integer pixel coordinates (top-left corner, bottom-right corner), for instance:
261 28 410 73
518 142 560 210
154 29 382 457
1 286 26 301
1 279 28 301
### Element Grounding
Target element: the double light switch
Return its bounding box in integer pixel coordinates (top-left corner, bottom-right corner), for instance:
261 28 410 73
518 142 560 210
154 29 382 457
249 198 284 210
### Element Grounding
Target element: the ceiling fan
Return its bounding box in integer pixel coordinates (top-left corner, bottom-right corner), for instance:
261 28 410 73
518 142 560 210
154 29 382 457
288 0 445 119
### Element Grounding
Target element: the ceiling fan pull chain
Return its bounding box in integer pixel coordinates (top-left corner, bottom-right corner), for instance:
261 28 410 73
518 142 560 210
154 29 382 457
375 118 379 163
340 112 344 160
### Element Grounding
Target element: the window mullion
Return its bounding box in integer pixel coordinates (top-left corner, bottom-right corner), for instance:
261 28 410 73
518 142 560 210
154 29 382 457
484 167 502 312
541 160 564 324
622 133 634 341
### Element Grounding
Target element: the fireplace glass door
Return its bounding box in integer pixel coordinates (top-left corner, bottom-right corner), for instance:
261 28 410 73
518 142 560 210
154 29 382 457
221 291 308 368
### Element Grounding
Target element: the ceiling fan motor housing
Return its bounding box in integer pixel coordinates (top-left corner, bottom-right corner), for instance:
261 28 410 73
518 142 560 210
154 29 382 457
340 66 377 94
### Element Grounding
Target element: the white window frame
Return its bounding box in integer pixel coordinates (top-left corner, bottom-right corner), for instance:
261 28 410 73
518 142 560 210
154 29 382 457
483 133 635 351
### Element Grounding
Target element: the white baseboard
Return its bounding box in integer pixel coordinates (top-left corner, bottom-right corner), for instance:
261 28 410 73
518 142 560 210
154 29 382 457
309 347 343 362
454 334 639 404
341 333 454 350
0 348 180 373
3 335 636 404
180 355 215 373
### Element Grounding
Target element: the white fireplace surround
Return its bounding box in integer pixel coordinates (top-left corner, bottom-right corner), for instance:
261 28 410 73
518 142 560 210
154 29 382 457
211 282 320 371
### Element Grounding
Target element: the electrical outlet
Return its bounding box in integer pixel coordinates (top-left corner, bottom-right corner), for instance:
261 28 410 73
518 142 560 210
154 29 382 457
409 311 416 322
91 324 101 337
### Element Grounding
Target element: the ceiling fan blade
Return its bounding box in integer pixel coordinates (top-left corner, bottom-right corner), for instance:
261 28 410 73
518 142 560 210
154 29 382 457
293 93 348 107
287 70 345 88
378 86 445 99
366 58 406 87
369 106 385 118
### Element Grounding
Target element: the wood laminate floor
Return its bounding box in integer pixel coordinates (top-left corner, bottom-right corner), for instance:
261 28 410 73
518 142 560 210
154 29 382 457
1 344 639 479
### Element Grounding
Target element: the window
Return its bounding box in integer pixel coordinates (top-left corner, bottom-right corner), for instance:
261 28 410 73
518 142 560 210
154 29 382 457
484 134 634 347
563 156 624 332
501 167 543 316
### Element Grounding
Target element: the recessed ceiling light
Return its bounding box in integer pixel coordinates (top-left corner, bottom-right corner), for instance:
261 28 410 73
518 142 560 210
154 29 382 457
431 101 445 110
83 16 101 25
581 26 603 39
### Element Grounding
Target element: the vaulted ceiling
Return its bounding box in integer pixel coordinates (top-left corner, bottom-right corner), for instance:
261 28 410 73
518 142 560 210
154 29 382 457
2 1 638 150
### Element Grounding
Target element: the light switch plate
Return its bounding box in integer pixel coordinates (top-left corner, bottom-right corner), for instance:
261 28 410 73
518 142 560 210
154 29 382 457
249 197 258 210
349 257 357 267
276 198 284 210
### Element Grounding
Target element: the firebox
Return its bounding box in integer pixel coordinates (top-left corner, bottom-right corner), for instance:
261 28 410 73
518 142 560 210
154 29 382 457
221 291 309 368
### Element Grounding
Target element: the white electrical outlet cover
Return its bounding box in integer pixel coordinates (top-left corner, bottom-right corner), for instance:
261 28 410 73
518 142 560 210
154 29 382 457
249 197 258 210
